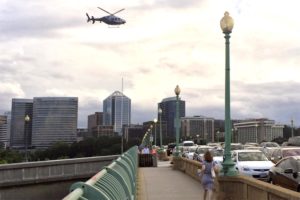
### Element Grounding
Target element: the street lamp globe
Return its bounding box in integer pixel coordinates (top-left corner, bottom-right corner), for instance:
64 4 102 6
158 108 162 114
154 118 157 123
174 85 181 96
25 115 30 122
220 11 234 33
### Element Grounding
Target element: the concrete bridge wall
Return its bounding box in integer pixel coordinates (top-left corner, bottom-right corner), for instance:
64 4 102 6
172 157 300 200
0 155 119 200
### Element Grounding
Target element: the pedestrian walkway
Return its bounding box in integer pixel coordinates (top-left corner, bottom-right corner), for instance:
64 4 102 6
138 160 205 200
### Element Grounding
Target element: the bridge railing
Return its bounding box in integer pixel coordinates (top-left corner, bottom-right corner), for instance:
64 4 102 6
63 146 138 200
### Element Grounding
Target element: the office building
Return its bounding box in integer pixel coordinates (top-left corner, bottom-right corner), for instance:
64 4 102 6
3 112 11 148
88 112 103 137
32 97 78 149
0 115 8 149
92 125 115 137
234 118 284 143
10 99 33 149
123 124 144 143
103 91 131 135
158 97 185 138
181 116 215 142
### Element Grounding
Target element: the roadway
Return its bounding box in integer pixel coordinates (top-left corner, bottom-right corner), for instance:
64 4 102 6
138 160 217 200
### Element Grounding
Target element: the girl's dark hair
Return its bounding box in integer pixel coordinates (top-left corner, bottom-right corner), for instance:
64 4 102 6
204 151 213 162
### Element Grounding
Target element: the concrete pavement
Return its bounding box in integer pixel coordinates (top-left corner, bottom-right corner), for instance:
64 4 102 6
138 160 206 200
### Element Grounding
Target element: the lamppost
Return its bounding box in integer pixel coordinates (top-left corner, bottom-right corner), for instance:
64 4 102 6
217 131 220 143
255 124 258 143
220 11 237 176
158 108 163 148
174 85 181 157
154 118 158 146
24 115 30 162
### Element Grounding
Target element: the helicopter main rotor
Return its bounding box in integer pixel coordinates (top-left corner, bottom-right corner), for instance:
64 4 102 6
97 7 125 15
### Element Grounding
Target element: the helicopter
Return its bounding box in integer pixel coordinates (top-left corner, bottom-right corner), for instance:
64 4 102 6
86 7 126 26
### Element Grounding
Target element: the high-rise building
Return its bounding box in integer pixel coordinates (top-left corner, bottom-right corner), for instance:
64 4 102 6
10 99 33 149
103 91 131 135
4 112 11 148
234 118 284 143
32 97 78 149
181 116 215 142
0 115 8 149
158 97 185 138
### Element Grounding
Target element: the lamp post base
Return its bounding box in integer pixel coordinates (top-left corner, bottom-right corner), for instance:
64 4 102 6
221 160 238 176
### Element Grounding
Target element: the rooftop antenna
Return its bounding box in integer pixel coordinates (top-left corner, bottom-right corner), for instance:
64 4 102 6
291 118 294 138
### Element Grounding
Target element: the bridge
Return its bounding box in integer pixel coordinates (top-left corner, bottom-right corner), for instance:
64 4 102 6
0 147 299 200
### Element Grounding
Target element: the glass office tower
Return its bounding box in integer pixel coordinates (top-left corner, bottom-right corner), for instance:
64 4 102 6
103 91 131 135
10 99 33 149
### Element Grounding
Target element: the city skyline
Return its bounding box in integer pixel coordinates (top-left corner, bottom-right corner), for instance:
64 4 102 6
1 0 300 127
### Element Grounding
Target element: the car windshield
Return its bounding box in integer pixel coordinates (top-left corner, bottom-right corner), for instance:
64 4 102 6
231 145 243 150
282 149 300 157
211 150 224 157
238 152 269 161
188 147 197 152
265 143 279 147
197 148 210 154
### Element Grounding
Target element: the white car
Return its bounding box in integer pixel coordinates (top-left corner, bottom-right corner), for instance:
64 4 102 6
231 150 274 181
182 146 197 160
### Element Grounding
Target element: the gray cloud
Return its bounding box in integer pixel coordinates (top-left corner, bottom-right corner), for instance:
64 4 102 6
0 2 83 40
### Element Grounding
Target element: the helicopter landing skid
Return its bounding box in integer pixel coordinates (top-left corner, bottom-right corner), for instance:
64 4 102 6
108 25 120 28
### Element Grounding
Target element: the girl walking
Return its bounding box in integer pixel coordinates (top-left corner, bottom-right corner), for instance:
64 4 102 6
200 151 218 200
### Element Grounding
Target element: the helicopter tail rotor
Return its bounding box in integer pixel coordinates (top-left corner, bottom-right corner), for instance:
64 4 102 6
86 13 96 24
86 13 91 23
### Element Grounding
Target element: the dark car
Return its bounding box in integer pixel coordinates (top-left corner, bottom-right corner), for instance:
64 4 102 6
268 156 300 192
167 143 176 156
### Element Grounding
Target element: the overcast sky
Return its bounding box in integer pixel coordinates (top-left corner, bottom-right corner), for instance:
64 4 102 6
1 0 300 128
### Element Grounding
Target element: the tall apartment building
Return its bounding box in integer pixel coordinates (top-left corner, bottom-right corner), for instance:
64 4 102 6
158 97 185 138
4 112 11 148
181 116 215 142
103 91 131 135
10 99 33 149
32 97 78 149
0 115 7 148
234 118 284 143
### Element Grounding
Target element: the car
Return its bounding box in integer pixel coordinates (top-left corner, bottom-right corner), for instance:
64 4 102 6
183 140 195 147
193 145 214 162
166 143 176 156
260 142 280 148
182 146 197 160
262 147 281 160
222 143 244 151
231 150 274 181
270 147 300 164
211 148 224 168
268 156 300 192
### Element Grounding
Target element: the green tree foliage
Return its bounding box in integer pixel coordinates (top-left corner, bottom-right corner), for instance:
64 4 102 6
0 149 23 163
1 136 139 164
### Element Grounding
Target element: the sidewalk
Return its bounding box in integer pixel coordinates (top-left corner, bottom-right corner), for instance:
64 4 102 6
138 160 205 200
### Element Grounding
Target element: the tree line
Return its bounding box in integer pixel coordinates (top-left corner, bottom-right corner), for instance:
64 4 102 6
0 136 140 164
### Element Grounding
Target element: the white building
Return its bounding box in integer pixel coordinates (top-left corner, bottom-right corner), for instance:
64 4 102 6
234 119 284 143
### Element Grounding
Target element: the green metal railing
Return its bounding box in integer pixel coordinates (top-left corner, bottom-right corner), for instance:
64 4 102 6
63 146 138 200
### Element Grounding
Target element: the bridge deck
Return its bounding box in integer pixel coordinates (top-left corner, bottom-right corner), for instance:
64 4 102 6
138 160 217 200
